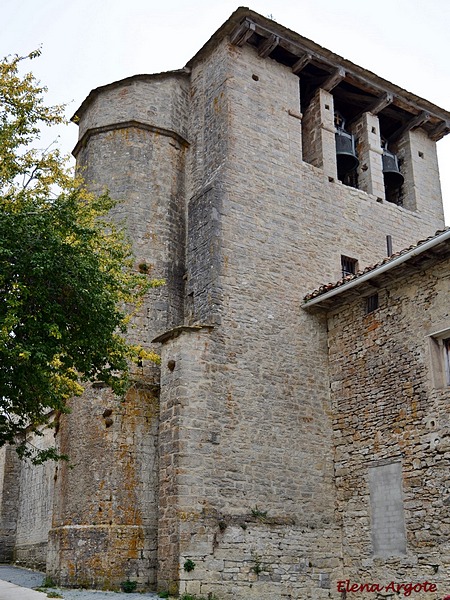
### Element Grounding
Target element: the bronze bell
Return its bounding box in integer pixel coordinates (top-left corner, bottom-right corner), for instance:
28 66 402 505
335 113 359 179
382 147 404 190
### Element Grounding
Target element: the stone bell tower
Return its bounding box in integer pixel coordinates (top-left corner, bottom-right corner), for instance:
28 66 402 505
42 8 450 597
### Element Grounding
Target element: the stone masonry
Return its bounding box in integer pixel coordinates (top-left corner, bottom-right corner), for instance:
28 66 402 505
306 235 450 598
0 7 449 599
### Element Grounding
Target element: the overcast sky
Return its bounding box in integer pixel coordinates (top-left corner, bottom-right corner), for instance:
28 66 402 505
2 0 450 223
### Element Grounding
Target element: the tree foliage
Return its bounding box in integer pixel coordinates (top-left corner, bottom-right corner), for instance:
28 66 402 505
0 51 161 462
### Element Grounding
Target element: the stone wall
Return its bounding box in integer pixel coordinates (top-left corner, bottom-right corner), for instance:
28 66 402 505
74 71 189 344
76 73 190 143
302 88 337 179
327 253 450 598
181 520 340 600
397 128 444 219
225 43 444 285
153 39 339 597
14 426 56 570
48 384 159 589
47 72 189 588
353 112 385 200
157 325 342 599
155 37 447 598
157 36 441 597
0 445 21 562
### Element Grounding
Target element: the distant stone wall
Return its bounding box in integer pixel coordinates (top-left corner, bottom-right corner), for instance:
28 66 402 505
328 253 450 597
14 426 56 570
0 423 56 570
0 445 21 562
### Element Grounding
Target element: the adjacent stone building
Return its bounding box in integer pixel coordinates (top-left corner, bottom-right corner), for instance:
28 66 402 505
304 229 450 598
0 7 449 599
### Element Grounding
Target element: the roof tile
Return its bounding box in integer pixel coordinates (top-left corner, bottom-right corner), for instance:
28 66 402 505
303 227 450 302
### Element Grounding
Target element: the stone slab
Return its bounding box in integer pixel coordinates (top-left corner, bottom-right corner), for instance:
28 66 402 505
0 578 46 599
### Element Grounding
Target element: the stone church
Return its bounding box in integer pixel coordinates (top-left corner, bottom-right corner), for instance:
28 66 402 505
0 7 449 599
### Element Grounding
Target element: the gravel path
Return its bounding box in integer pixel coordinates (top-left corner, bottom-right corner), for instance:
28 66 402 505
0 565 160 600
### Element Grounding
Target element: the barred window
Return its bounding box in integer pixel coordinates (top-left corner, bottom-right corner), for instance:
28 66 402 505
366 293 379 314
341 255 358 278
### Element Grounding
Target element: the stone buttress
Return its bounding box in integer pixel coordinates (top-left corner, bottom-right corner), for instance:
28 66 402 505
46 72 189 589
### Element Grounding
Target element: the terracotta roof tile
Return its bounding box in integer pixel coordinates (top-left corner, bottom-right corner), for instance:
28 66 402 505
303 227 450 302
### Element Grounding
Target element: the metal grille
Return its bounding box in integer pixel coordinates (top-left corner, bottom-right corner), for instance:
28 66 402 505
366 293 379 314
341 255 357 278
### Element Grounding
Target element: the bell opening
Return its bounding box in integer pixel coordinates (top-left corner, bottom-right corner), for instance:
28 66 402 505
383 170 405 190
382 145 404 205
335 113 359 182
382 150 404 190
336 150 359 180
381 139 405 206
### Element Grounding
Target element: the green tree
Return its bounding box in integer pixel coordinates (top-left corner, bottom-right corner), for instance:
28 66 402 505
0 50 161 462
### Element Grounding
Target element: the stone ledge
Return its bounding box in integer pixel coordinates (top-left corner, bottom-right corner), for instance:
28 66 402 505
152 324 214 344
73 119 189 157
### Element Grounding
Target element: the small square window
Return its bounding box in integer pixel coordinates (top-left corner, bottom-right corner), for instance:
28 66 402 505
341 255 358 278
366 293 379 314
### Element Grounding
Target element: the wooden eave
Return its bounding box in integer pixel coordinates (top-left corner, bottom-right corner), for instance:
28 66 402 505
211 9 450 141
72 8 450 142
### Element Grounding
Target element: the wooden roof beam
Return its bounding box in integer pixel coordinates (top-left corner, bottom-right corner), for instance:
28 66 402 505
322 67 345 92
389 111 430 142
292 53 312 75
347 92 394 127
429 120 450 141
230 19 256 46
258 34 280 58
367 92 394 115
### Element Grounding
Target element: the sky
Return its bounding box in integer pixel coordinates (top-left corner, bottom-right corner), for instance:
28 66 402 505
2 0 450 223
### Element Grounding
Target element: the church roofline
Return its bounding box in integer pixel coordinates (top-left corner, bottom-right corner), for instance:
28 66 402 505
71 68 190 123
72 8 450 140
186 7 450 141
303 227 450 310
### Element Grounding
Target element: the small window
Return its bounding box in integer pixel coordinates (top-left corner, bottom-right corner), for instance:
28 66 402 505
366 293 379 314
341 255 358 278
444 338 450 385
428 329 450 388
